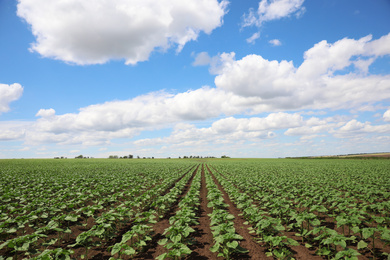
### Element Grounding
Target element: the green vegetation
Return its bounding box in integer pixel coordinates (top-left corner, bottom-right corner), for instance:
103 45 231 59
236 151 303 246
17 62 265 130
0 158 389 259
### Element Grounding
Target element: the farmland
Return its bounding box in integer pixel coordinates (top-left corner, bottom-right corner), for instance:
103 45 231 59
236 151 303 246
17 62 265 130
0 158 389 259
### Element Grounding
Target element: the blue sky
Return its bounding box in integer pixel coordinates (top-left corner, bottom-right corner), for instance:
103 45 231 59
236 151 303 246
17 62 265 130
1 0 390 158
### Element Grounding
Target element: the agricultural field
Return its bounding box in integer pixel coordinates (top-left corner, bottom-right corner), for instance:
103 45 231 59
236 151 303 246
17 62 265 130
0 158 389 260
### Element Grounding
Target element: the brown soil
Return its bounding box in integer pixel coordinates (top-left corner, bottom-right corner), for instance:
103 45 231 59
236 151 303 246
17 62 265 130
133 165 200 259
206 165 269 259
186 163 222 260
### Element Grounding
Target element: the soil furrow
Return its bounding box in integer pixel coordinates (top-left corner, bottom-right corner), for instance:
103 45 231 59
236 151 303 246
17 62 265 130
206 164 269 259
133 164 199 259
186 163 221 259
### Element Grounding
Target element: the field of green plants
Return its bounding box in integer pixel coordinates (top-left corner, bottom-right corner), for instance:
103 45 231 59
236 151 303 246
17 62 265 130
0 158 389 260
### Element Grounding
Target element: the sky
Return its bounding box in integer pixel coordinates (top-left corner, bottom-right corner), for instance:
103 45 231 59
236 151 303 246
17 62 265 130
0 0 390 159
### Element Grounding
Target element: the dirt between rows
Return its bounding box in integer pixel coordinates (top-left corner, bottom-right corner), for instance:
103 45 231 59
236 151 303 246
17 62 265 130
133 165 200 259
205 165 269 260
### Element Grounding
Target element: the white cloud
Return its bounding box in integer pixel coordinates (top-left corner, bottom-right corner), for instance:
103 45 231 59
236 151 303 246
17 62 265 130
297 35 373 78
284 115 344 137
192 52 211 66
17 0 228 65
135 112 303 147
212 112 303 132
246 32 260 44
384 109 390 122
36 108 55 118
0 121 29 141
214 34 390 111
0 83 23 114
333 119 390 138
243 0 305 28
2 34 390 152
21 87 255 145
365 33 390 57
269 39 282 46
214 54 297 98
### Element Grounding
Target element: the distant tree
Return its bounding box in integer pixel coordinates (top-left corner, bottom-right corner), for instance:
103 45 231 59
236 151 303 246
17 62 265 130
75 155 83 159
109 155 118 159
129 154 133 159
221 155 230 158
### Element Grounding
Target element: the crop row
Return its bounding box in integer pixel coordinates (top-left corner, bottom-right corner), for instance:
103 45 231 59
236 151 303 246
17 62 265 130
0 159 196 259
209 159 390 259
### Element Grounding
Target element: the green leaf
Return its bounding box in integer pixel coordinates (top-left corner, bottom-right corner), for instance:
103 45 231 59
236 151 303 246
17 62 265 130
179 244 192 255
351 226 360 234
172 234 182 244
226 240 238 249
210 243 220 253
124 247 136 255
362 228 375 239
316 247 331 256
226 214 235 220
156 252 167 260
6 227 17 233
20 242 30 251
380 229 390 241
357 240 368 250
65 215 78 222
334 240 347 248
158 238 168 246
42 238 58 247
287 238 299 246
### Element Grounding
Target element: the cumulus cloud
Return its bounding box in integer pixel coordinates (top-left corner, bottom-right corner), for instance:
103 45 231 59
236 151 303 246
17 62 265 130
215 54 296 98
0 121 29 141
297 35 373 78
0 83 23 114
243 0 305 28
21 87 258 145
36 108 55 118
3 34 390 149
384 109 390 122
135 112 303 147
269 39 282 46
17 0 228 65
214 33 390 111
333 119 390 138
